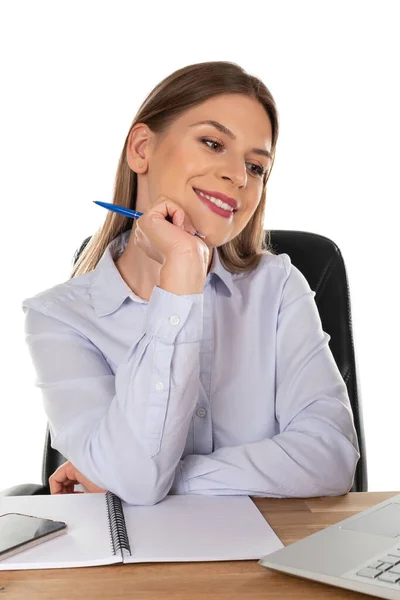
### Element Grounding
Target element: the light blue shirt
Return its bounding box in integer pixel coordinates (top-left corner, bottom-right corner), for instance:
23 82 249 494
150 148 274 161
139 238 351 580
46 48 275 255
22 230 360 505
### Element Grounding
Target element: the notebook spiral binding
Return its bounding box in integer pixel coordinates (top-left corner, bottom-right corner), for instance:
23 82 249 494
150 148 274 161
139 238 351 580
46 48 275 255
106 491 132 556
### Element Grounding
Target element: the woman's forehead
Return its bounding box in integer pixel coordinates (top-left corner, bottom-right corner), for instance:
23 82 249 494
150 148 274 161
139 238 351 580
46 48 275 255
174 95 273 145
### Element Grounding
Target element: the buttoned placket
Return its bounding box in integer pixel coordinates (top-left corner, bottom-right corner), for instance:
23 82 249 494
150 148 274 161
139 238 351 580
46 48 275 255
193 276 213 454
153 314 180 392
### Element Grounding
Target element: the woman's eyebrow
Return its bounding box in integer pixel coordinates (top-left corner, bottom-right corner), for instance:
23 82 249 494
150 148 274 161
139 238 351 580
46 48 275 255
189 119 272 159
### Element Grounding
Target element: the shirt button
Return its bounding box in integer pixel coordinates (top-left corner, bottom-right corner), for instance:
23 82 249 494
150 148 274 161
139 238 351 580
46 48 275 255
169 315 180 326
196 408 207 418
155 382 165 391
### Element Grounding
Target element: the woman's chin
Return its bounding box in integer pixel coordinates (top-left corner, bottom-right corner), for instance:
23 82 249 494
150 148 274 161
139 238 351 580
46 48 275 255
199 232 232 249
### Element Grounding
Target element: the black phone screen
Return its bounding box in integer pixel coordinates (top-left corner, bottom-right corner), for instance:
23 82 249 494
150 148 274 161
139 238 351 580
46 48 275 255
0 512 67 557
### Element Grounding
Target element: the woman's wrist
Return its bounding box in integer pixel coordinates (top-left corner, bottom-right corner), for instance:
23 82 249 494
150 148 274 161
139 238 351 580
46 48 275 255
159 255 207 295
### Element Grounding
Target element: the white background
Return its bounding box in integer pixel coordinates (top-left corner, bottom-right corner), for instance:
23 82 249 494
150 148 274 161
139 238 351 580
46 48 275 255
0 0 398 492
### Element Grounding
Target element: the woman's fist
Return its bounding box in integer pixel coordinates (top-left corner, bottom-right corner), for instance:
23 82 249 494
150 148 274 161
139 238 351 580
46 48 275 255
49 460 107 494
133 196 209 266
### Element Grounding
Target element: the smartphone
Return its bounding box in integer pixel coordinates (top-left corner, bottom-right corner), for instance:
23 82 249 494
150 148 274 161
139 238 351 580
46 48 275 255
0 512 67 561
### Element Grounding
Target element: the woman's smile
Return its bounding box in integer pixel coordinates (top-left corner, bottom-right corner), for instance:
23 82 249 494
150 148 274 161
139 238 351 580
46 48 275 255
193 188 237 219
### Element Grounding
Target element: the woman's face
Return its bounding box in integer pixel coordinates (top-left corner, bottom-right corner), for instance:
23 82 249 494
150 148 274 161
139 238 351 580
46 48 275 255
129 93 273 248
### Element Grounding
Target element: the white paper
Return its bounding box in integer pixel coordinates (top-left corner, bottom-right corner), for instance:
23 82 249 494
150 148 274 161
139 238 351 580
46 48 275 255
122 494 283 563
0 493 283 570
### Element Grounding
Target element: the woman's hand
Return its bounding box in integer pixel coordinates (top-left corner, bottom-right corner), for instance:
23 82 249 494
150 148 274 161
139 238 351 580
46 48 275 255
134 196 209 264
134 197 210 295
49 460 107 495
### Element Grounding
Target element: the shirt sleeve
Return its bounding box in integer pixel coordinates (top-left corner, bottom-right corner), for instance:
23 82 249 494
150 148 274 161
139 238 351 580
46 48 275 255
170 259 360 498
22 286 203 506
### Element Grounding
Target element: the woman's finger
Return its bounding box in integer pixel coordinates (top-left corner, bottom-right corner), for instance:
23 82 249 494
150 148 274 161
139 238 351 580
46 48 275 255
134 197 204 266
50 474 76 494
49 460 106 494
49 460 76 494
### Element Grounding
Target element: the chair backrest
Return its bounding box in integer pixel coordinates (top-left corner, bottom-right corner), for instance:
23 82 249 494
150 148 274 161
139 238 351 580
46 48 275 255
41 230 367 492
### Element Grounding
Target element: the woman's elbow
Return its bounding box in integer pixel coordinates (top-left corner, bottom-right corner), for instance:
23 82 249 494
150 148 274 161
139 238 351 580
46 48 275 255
314 445 360 497
53 428 171 506
116 484 168 506
109 464 173 506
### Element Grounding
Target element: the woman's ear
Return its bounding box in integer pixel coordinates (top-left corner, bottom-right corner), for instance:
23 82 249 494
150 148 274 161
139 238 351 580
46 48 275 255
126 123 153 173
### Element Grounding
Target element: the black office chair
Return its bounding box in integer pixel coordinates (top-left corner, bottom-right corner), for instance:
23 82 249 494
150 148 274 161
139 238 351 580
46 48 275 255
1 230 367 496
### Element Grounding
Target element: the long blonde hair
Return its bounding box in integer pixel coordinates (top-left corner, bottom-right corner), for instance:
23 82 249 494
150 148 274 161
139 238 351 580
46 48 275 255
71 61 279 278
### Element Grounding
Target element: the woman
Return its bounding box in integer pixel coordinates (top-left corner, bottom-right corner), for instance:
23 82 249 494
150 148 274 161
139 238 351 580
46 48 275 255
22 61 360 504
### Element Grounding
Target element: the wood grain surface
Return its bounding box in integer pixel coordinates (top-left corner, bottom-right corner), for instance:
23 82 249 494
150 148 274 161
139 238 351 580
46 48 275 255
0 491 398 599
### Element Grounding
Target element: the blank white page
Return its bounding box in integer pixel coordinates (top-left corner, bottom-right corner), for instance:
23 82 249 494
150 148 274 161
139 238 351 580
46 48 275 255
122 494 283 563
0 493 120 570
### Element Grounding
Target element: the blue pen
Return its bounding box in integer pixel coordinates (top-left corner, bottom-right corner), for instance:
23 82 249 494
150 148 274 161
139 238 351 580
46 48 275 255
93 201 205 238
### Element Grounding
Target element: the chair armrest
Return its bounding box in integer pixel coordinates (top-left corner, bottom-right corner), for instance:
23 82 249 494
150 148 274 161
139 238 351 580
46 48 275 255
0 483 50 497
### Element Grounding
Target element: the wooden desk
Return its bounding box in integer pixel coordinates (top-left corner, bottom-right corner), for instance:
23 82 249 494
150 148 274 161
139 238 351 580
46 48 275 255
1 491 398 599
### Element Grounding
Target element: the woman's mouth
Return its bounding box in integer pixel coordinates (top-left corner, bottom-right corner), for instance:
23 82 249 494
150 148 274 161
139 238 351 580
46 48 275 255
193 188 237 219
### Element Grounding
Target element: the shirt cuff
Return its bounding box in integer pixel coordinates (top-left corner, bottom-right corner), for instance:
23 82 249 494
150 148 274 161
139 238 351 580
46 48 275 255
146 286 203 345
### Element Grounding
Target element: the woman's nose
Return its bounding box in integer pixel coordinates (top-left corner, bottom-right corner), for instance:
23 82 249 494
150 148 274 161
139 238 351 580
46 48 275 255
218 158 247 188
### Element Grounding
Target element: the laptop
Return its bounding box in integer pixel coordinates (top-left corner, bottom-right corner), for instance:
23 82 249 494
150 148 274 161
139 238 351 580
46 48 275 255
258 493 400 599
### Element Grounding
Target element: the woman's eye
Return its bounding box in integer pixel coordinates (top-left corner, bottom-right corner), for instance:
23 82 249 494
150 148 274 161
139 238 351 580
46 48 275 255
247 163 266 177
201 137 224 152
200 138 266 178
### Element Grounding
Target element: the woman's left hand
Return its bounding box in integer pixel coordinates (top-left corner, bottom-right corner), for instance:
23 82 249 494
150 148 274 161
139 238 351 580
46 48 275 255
49 460 107 494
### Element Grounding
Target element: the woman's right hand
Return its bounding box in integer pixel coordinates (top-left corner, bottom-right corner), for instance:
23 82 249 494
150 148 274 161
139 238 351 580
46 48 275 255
133 197 210 295
133 196 208 264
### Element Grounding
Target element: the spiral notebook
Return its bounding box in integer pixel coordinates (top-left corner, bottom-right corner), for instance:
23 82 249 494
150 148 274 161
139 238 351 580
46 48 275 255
0 491 283 570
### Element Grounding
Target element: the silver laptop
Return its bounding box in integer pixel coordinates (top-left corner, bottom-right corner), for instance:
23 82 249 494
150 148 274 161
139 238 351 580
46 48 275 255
258 493 400 600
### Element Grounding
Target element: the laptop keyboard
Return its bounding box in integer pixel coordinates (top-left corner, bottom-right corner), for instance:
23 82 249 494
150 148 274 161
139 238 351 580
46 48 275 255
345 544 400 590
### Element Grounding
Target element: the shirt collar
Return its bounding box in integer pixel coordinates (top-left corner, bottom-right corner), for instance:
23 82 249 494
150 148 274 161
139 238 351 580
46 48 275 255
90 229 234 317
208 243 235 296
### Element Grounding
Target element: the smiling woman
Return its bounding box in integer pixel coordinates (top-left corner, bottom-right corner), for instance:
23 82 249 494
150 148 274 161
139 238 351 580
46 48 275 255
114 91 275 295
22 61 360 505
71 62 279 281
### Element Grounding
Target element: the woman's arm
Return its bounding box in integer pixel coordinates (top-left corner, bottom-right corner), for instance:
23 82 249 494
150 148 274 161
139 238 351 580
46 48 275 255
170 264 360 498
23 284 204 506
24 200 210 505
